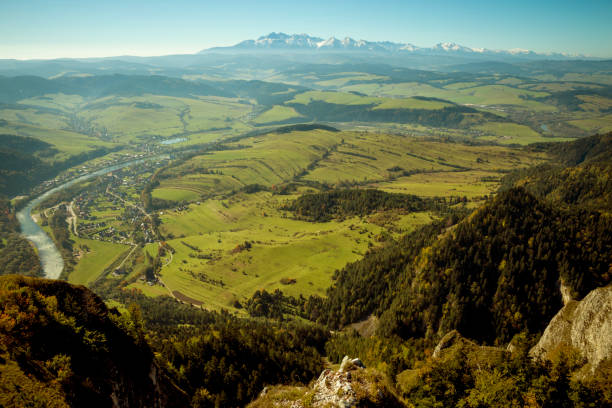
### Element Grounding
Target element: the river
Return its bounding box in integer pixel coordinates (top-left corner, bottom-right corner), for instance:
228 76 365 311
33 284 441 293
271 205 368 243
17 156 166 279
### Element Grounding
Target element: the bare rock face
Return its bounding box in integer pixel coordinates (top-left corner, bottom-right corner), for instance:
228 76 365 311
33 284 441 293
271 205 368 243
311 368 357 407
433 330 462 358
248 356 402 408
531 285 612 372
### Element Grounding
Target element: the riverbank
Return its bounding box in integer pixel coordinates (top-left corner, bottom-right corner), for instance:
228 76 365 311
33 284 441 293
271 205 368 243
17 155 168 279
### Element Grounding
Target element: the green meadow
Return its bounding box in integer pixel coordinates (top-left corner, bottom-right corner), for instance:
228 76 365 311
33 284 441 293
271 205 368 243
146 190 435 310
340 83 553 111
253 105 303 124
70 237 130 285
474 122 568 145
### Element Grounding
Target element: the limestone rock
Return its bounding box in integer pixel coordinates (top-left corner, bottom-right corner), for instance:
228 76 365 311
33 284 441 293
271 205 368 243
531 285 612 372
312 368 357 407
339 355 366 372
433 330 461 358
248 357 401 408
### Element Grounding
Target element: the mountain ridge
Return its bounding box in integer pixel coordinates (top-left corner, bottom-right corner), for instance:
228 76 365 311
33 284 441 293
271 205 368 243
201 32 589 59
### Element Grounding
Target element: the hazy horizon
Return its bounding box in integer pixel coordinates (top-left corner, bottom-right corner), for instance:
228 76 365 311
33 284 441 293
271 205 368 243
1 0 612 60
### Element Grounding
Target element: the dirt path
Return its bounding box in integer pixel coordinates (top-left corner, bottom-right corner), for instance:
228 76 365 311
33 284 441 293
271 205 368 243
158 241 174 266
67 201 78 236
116 244 137 271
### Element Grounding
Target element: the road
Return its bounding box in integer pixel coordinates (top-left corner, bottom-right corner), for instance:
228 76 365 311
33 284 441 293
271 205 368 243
115 244 138 271
67 201 78 236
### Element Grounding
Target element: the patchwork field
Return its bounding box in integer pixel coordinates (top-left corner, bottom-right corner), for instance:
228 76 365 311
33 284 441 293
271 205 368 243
340 83 553 111
569 114 612 134
373 170 500 197
118 126 551 310
301 131 545 185
286 90 454 110
10 70 611 317
77 95 252 141
0 119 117 161
141 190 435 310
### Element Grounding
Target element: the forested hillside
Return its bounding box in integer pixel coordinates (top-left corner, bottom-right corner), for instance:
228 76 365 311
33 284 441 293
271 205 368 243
304 187 612 345
0 275 187 407
501 133 612 211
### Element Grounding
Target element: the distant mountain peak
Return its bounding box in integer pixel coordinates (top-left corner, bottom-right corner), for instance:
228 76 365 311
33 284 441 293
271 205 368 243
433 42 474 52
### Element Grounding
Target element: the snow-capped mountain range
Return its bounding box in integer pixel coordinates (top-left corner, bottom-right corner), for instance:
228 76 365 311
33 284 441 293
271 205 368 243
201 32 580 59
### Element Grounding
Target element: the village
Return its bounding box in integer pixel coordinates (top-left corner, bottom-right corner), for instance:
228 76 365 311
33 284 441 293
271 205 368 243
69 162 164 245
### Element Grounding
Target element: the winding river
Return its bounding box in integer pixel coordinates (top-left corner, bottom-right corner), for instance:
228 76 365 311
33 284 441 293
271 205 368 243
17 156 165 279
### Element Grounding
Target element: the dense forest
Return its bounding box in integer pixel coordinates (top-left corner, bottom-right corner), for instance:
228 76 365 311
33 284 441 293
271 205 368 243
284 188 446 222
501 133 612 211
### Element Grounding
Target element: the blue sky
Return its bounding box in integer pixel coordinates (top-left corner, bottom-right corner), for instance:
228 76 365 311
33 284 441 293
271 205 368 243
1 0 611 59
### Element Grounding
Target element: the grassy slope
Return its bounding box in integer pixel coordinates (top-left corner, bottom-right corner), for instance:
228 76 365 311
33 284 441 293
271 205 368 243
70 237 129 285
0 120 117 161
253 105 303 124
340 83 553 111
303 132 545 185
149 190 434 310
474 122 573 145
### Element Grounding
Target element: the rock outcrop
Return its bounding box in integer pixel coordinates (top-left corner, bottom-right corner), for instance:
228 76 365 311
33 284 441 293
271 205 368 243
248 356 403 408
531 284 612 372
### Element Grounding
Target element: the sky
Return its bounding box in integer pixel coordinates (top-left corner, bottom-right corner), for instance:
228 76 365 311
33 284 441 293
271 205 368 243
1 0 611 59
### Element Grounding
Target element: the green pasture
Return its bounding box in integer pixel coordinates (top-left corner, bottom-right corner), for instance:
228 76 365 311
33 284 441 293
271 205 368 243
372 98 452 110
287 90 454 111
76 94 251 140
577 95 612 113
18 93 86 112
70 237 129 285
0 120 117 160
374 170 501 197
314 73 389 87
163 129 340 194
152 187 201 202
0 108 68 129
302 132 546 185
149 191 435 310
569 114 612 134
253 105 303 124
341 83 555 111
288 90 380 105
474 122 556 145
